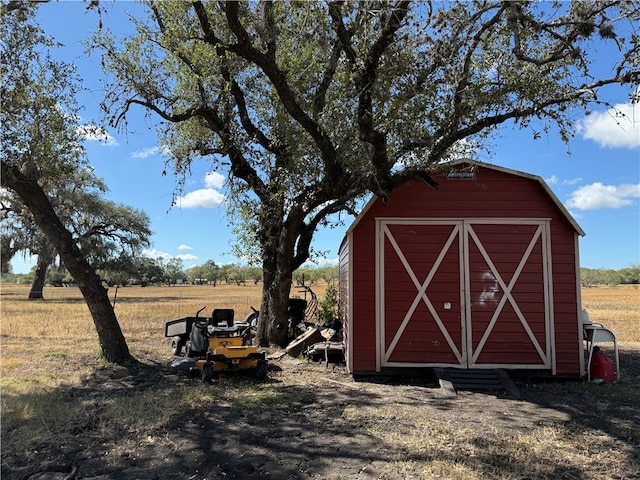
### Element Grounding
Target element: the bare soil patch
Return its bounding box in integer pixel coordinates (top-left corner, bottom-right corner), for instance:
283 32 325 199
3 344 639 480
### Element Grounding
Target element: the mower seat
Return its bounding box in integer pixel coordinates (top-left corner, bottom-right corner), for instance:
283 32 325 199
209 309 238 336
188 322 208 356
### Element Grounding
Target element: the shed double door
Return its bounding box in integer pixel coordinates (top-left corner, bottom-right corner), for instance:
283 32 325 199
377 219 553 370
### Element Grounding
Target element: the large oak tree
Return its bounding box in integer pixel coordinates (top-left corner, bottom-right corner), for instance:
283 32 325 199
94 1 639 347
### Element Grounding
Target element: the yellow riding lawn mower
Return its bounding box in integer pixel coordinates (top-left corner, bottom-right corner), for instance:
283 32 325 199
165 307 268 383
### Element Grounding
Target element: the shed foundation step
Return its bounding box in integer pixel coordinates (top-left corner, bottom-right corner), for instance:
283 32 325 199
434 368 521 399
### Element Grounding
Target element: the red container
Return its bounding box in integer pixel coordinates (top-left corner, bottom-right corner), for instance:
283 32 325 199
590 349 616 382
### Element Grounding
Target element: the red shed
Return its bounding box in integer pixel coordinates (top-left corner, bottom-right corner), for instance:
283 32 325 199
339 160 586 377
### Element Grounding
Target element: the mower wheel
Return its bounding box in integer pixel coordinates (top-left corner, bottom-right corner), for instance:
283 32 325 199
171 336 184 356
201 363 214 384
256 362 268 381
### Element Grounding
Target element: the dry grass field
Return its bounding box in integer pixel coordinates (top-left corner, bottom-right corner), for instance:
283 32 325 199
580 285 640 342
1 282 638 480
0 283 325 394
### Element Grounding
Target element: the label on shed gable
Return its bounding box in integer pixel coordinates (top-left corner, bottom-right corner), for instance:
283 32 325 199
446 169 476 180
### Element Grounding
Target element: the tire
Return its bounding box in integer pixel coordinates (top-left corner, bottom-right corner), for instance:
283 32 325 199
244 312 259 325
256 362 268 381
244 312 259 346
201 363 214 384
171 336 184 356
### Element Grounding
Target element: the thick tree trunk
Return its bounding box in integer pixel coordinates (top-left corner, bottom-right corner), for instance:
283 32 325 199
1 162 131 363
255 215 297 347
254 200 314 348
28 257 49 300
257 261 293 347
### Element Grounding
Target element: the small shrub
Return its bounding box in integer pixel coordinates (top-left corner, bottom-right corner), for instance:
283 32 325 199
317 283 338 323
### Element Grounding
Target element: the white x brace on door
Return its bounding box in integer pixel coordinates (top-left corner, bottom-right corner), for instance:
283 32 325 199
377 219 554 371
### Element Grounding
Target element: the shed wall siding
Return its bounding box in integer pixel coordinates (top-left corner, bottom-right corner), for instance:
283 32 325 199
350 220 378 372
345 165 581 375
338 239 351 371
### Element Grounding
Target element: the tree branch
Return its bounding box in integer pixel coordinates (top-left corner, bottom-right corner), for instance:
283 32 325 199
312 38 343 119
221 1 342 179
449 4 506 133
348 1 411 198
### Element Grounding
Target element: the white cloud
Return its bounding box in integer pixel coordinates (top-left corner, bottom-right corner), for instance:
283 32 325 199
132 146 160 159
142 248 198 263
77 125 118 146
204 171 225 189
318 256 339 266
175 188 225 208
176 253 198 262
563 177 583 186
132 145 172 159
178 244 193 251
142 248 172 260
566 182 640 210
578 99 640 149
174 172 226 208
545 175 583 186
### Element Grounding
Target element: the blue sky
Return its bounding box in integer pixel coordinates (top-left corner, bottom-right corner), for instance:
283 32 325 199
10 1 640 274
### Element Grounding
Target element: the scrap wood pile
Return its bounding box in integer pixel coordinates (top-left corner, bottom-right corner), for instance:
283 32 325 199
285 318 345 365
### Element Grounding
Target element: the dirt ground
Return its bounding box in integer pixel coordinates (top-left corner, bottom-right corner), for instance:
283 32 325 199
4 346 640 480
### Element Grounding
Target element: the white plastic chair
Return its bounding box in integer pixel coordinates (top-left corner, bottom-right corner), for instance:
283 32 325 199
584 324 620 382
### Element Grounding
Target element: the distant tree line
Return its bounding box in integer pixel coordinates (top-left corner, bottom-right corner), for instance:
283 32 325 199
2 257 339 288
580 265 640 287
7 260 636 289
